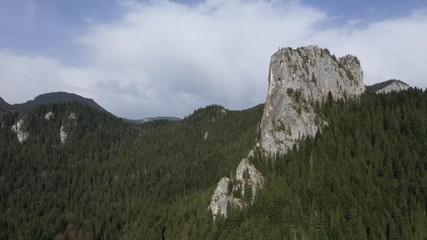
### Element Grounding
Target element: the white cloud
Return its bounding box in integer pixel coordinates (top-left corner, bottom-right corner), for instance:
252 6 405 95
310 9 427 87
0 51 65 103
0 1 426 118
74 0 326 117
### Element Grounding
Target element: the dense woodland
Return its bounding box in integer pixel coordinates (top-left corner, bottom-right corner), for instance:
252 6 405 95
0 89 426 239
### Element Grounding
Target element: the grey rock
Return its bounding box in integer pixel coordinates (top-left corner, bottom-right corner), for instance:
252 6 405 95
60 126 68 144
208 157 263 219
260 46 365 155
209 46 367 219
235 158 264 203
60 112 77 145
45 112 54 120
11 118 29 143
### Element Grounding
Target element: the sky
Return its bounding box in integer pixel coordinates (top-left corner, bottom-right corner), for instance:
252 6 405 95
0 0 426 119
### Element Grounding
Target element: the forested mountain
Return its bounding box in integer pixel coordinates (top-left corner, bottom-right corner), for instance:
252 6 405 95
0 102 263 239
1 89 426 239
13 92 109 115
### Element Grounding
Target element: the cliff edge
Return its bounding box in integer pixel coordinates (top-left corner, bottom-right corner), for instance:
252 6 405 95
260 46 365 155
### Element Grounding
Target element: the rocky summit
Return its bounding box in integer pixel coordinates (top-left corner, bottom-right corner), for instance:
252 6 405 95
209 46 367 219
260 46 365 155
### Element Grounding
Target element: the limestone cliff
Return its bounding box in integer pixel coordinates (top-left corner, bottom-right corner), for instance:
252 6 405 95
11 118 29 143
260 46 365 155
209 46 366 219
208 154 264 219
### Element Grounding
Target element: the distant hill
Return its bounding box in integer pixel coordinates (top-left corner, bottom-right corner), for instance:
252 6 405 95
13 92 111 115
0 97 16 116
366 79 410 93
126 116 181 124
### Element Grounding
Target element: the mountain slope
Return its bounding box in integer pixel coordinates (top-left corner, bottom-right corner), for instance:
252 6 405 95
0 97 15 116
0 102 263 239
13 91 110 115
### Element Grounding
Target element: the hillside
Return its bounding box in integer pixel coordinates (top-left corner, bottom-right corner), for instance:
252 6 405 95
0 102 263 239
0 97 15 116
366 79 410 94
13 92 110 115
1 89 425 239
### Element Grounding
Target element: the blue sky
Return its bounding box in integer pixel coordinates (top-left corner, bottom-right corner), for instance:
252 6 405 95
0 0 426 118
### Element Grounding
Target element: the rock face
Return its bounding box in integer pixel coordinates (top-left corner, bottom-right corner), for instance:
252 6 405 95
11 118 29 143
209 46 366 219
260 46 365 155
208 177 243 219
45 112 54 120
208 156 264 219
235 158 264 203
60 112 77 145
60 126 68 144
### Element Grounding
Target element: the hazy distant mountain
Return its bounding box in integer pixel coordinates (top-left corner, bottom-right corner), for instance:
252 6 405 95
126 116 181 124
0 97 16 116
13 92 111 115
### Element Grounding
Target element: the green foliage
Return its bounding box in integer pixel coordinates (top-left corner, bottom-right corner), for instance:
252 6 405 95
1 88 426 239
0 102 263 239
210 88 427 239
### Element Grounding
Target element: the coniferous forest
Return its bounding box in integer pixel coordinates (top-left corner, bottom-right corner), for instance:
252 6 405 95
0 89 426 239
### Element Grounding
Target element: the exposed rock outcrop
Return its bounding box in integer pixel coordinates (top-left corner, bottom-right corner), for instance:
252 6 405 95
260 46 365 155
60 126 68 144
45 111 54 120
209 46 366 219
208 156 264 219
209 177 244 219
11 118 29 143
235 158 264 203
60 112 77 145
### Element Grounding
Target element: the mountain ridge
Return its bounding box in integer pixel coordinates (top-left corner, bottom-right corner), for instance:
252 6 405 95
0 97 16 116
366 79 410 93
12 91 111 115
